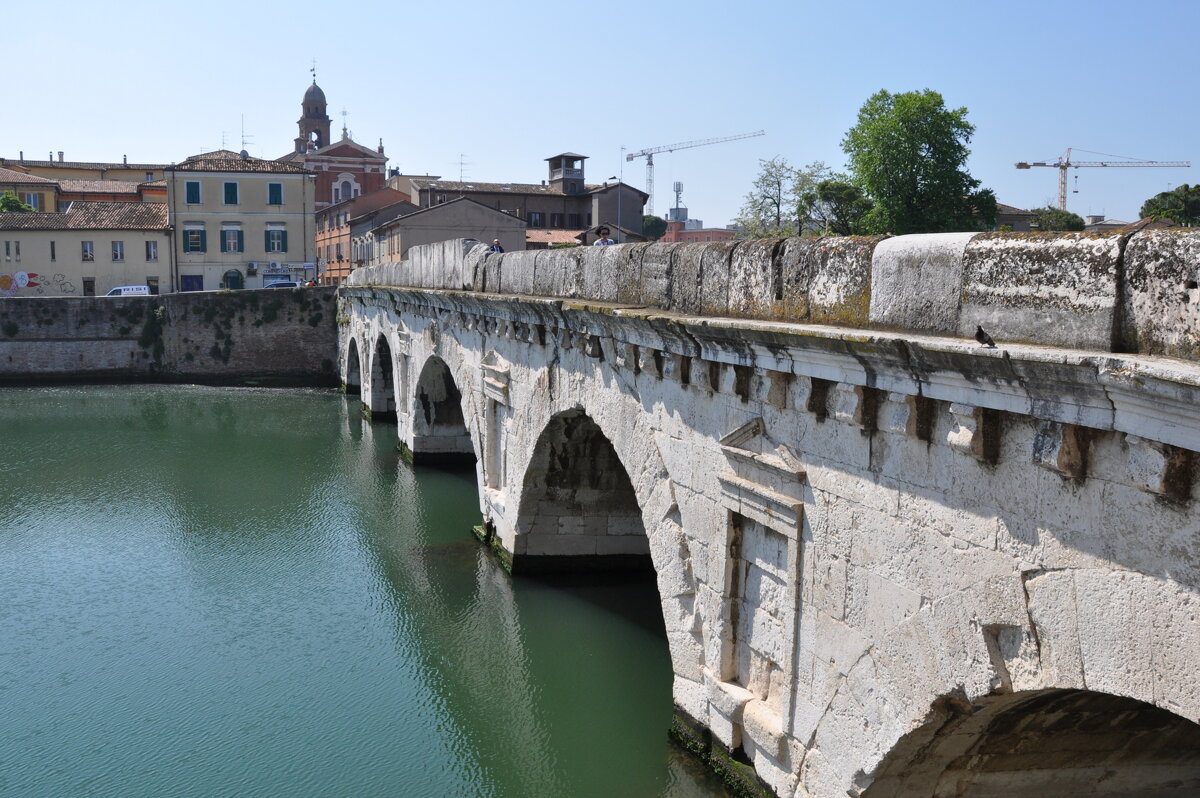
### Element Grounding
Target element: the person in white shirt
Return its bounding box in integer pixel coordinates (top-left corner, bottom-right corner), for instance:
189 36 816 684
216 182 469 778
593 227 615 246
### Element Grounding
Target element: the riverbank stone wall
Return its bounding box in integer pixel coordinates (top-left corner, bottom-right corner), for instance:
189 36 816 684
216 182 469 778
0 287 337 385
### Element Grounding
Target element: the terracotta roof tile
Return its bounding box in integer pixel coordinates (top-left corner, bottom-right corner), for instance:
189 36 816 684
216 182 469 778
0 167 58 185
0 158 168 171
526 229 586 244
0 201 168 231
58 179 142 194
169 150 312 174
410 177 647 200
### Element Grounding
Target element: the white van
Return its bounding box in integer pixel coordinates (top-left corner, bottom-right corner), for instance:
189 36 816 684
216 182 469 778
105 285 151 297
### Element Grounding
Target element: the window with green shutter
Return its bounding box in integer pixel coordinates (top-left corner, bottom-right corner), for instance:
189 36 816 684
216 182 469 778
268 183 283 205
185 181 201 204
266 227 287 253
224 182 239 205
184 229 206 253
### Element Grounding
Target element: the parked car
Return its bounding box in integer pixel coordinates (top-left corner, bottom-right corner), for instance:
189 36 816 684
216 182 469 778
105 285 151 296
265 281 300 288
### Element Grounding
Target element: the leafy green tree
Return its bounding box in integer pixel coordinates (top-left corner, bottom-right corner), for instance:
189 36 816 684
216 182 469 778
842 89 995 234
1139 184 1200 226
1031 206 1085 231
642 214 667 240
0 191 35 212
735 158 832 238
800 179 874 236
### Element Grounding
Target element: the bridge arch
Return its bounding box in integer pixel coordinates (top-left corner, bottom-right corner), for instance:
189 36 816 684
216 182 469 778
409 355 475 464
343 336 362 395
507 404 704 702
862 688 1200 797
365 333 396 420
516 408 651 569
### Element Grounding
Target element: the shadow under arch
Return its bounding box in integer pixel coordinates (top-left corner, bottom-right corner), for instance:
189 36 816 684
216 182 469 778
513 408 652 574
366 334 396 421
410 355 475 465
863 688 1200 797
343 337 361 395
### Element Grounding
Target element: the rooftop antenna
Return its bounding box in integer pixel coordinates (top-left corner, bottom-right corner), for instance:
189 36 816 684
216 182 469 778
673 180 684 209
220 131 228 150
457 153 470 182
341 108 349 139
240 114 254 152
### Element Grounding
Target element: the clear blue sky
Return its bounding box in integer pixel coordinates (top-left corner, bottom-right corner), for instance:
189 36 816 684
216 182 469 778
7 0 1196 227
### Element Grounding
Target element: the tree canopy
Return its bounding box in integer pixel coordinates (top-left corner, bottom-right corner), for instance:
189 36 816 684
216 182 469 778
1031 206 1085 231
1139 184 1200 226
800 179 873 236
734 158 833 238
642 214 667 240
842 89 995 234
0 191 35 213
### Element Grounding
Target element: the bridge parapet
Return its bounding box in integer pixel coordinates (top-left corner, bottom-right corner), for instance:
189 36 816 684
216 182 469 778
345 229 1200 361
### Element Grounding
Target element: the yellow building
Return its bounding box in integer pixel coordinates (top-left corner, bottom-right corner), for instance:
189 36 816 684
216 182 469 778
165 150 316 290
0 167 59 213
0 202 170 296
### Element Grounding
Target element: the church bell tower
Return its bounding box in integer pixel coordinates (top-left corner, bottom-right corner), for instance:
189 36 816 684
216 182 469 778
294 80 332 153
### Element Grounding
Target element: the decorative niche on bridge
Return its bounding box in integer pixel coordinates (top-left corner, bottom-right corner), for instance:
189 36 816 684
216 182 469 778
481 352 510 492
712 417 806 764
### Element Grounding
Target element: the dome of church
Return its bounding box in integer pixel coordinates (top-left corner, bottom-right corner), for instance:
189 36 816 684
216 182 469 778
304 82 326 105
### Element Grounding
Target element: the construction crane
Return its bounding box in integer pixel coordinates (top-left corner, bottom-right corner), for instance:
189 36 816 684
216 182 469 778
1015 148 1190 210
627 130 765 215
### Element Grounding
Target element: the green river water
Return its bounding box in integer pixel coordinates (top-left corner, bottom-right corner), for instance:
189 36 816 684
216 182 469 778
0 385 729 798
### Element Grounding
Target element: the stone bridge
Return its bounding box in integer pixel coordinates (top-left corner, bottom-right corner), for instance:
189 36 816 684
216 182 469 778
337 233 1200 798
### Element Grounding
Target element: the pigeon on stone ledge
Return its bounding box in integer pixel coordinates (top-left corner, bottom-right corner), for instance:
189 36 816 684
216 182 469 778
975 325 996 348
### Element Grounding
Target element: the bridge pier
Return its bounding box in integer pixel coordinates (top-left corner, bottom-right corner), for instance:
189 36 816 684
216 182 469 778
339 235 1200 798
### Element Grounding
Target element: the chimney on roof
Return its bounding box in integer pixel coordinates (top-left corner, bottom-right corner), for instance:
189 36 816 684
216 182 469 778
18 151 22 161
58 152 64 162
123 155 128 165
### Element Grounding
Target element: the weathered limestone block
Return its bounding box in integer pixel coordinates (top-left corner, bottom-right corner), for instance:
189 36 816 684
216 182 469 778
1122 228 1200 358
869 232 977 332
481 251 503 294
1125 434 1195 500
775 236 818 321
638 347 663 378
879 392 936 440
959 231 1125 350
728 239 783 320
464 242 490 291
667 243 707 314
615 243 653 304
698 241 738 316
639 242 678 307
580 243 624 302
830 384 881 431
946 403 1001 463
532 247 582 298
1032 420 1092 480
497 250 538 296
807 236 884 326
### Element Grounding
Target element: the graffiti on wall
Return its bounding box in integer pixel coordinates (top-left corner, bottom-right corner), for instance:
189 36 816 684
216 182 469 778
0 272 77 296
